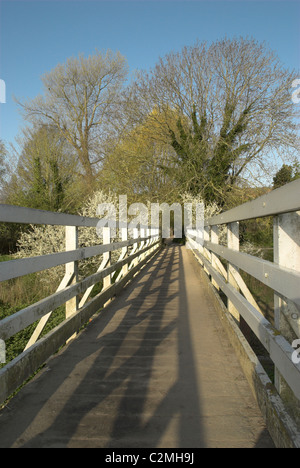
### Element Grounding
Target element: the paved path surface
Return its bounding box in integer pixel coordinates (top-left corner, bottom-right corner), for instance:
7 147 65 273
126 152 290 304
0 245 275 448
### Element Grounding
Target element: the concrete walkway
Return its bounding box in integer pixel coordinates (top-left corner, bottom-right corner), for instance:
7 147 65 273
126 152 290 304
0 245 275 448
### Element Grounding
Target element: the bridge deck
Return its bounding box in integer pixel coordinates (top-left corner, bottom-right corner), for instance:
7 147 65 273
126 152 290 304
0 245 274 448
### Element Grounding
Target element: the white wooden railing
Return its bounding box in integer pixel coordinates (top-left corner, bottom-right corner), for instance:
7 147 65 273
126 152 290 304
0 205 161 404
1 180 299 435
186 179 300 412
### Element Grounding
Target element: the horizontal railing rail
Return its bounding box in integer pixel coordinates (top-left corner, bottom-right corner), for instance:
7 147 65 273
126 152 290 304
204 241 300 308
206 178 300 226
0 235 155 282
187 179 300 408
0 205 161 404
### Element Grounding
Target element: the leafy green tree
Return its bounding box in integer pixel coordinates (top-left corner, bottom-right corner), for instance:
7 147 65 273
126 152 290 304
273 164 300 189
5 125 80 212
100 110 178 204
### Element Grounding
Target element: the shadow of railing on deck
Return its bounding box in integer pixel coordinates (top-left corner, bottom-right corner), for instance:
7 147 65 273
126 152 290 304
2 245 205 448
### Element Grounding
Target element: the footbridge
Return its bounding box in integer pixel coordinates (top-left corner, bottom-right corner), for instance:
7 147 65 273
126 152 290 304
0 180 299 448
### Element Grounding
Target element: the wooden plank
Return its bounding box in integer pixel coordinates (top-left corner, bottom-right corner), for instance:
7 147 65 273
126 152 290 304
211 225 220 290
0 204 99 227
24 272 75 351
102 227 111 291
227 222 240 323
0 236 153 282
0 204 158 231
65 226 79 342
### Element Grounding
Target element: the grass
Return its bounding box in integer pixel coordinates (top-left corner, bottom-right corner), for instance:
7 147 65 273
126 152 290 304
0 253 107 369
0 259 66 368
0 255 13 263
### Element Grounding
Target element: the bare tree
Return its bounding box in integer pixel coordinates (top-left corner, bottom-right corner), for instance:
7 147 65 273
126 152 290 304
18 50 128 187
127 38 299 204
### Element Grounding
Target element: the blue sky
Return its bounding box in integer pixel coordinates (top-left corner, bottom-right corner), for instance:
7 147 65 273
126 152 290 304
0 0 299 149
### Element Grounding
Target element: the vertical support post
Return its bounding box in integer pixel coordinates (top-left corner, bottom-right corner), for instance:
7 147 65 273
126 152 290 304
132 227 140 268
103 227 111 290
159 215 162 247
203 225 211 276
65 226 78 342
192 225 204 266
227 222 240 324
139 227 146 261
151 226 158 253
121 226 128 277
211 225 219 290
65 226 78 318
102 227 112 308
274 212 300 402
150 227 155 254
146 227 150 247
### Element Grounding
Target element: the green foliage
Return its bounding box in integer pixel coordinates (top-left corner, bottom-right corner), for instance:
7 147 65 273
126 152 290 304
168 108 210 198
0 269 66 368
168 100 263 206
0 223 24 254
5 125 79 212
273 163 300 189
240 217 273 251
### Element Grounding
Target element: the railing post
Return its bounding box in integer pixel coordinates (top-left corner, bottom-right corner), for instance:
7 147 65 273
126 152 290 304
65 226 79 318
203 225 211 276
227 222 240 324
274 212 300 406
211 225 219 290
150 226 158 254
121 226 128 278
139 227 146 262
65 226 78 342
131 227 140 268
103 227 111 290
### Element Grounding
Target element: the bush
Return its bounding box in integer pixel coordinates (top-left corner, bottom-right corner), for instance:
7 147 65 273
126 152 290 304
16 190 121 286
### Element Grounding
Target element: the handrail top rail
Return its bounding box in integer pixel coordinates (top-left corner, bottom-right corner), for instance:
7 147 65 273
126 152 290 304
0 204 158 230
0 204 99 227
205 179 300 226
